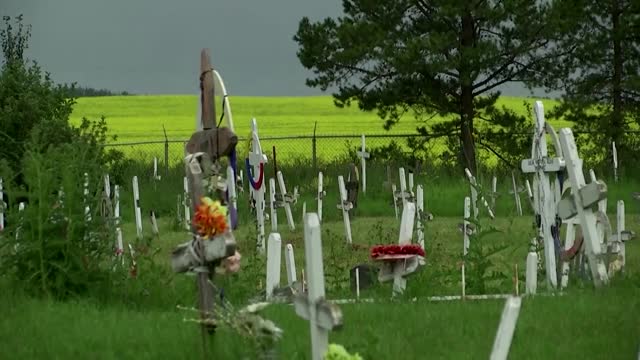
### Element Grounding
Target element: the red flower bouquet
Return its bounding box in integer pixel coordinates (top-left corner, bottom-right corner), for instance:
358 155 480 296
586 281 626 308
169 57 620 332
370 244 426 260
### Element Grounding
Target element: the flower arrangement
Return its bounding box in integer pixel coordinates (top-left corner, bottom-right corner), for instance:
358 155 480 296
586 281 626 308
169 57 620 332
193 197 228 238
370 244 425 259
324 344 363 360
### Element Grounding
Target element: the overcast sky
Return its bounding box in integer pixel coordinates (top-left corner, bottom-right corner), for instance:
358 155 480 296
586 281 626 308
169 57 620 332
1 0 556 97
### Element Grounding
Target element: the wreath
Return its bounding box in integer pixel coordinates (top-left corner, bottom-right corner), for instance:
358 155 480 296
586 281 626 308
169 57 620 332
370 244 425 259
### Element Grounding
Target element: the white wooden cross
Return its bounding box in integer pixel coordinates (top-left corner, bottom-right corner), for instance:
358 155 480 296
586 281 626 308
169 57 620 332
612 141 618 183
408 171 415 198
183 176 191 230
464 168 495 219
490 296 522 360
509 172 523 216
266 233 282 300
284 243 297 286
294 213 343 360
376 202 420 296
557 128 609 287
132 175 143 240
520 101 564 289
277 171 296 230
416 185 425 252
613 200 634 271
356 134 370 193
317 172 325 222
0 177 5 232
248 118 268 253
114 184 124 262
336 176 353 244
269 178 278 231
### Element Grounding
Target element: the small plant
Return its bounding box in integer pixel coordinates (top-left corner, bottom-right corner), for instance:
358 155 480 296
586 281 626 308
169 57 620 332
325 344 364 360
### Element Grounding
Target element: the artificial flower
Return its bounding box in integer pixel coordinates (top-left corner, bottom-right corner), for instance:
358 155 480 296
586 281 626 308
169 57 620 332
193 197 229 238
370 244 426 259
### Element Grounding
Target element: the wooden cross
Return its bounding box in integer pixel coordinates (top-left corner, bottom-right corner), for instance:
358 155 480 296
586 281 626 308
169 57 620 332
294 213 343 360
248 118 268 253
489 296 522 360
276 171 296 230
508 172 524 216
284 243 297 286
556 128 609 287
132 175 143 240
520 101 564 289
356 134 370 193
336 176 353 244
269 178 279 231
317 172 325 222
0 178 5 232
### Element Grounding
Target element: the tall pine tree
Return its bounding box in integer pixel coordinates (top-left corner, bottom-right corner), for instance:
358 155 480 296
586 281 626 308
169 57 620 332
294 0 571 173
543 0 640 167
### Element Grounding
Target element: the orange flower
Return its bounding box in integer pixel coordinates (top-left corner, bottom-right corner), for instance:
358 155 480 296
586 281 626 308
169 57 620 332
193 197 229 238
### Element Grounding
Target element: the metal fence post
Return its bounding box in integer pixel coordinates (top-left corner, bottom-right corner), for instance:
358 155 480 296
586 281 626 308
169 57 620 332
312 122 318 172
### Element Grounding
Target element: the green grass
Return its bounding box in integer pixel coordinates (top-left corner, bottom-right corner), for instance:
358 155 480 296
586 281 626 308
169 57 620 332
70 95 569 142
1 211 639 359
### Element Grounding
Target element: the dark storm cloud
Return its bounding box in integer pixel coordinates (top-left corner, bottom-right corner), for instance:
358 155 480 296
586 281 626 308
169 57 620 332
1 0 557 97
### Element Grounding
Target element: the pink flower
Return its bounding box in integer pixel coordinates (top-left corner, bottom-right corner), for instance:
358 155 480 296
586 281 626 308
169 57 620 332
223 251 242 273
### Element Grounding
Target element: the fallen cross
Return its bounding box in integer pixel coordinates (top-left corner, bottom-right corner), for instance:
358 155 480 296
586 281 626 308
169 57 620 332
336 176 353 244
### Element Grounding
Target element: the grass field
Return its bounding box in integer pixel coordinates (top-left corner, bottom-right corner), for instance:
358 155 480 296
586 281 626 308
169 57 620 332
69 95 569 142
1 169 639 359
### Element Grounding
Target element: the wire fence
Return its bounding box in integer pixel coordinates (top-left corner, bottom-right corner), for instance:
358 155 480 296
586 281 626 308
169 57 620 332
102 131 634 176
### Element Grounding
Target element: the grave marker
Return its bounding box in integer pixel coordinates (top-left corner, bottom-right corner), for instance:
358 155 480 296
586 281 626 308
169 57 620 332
557 128 609 287
416 185 425 251
489 296 522 360
391 184 399 219
317 172 325 222
132 176 143 240
356 134 370 193
114 185 124 261
464 168 495 219
183 177 191 230
337 176 353 244
521 101 564 289
294 213 343 360
266 233 282 300
247 118 268 253
284 243 297 286
269 178 278 231
277 171 296 230
510 172 523 216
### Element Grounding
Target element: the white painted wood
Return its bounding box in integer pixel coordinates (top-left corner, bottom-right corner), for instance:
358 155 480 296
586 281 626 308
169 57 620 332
337 176 353 244
226 166 237 226
491 176 498 209
612 141 618 183
416 185 425 251
398 202 416 245
317 172 324 222
302 202 307 223
408 171 415 197
391 183 399 219
0 178 4 232
277 171 295 230
266 233 282 300
295 213 335 360
357 134 370 193
183 176 190 230
355 267 361 300
284 243 297 286
249 118 268 253
464 168 495 219
490 296 522 360
153 157 161 180
589 169 607 213
511 172 523 216
150 210 159 236
520 101 562 289
463 197 471 255
558 128 609 286
617 200 626 268
269 178 278 231
526 244 538 294
16 202 25 241
132 176 143 240
103 174 111 199
84 173 91 223
399 168 408 209
114 185 124 259
461 263 466 298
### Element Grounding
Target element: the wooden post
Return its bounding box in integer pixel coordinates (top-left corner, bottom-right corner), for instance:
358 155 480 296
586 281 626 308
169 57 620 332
266 233 282 300
357 134 370 193
490 296 522 360
317 172 324 222
132 176 143 240
200 49 216 130
284 243 297 286
337 176 353 244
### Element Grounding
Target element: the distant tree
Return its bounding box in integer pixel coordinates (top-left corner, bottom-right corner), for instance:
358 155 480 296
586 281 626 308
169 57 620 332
540 0 640 166
59 84 133 97
294 0 573 173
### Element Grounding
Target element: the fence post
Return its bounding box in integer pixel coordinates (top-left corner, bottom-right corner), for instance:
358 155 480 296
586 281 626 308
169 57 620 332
312 122 318 172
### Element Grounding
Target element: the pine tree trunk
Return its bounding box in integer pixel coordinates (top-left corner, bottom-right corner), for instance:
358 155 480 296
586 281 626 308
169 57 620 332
611 0 624 148
460 12 478 175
